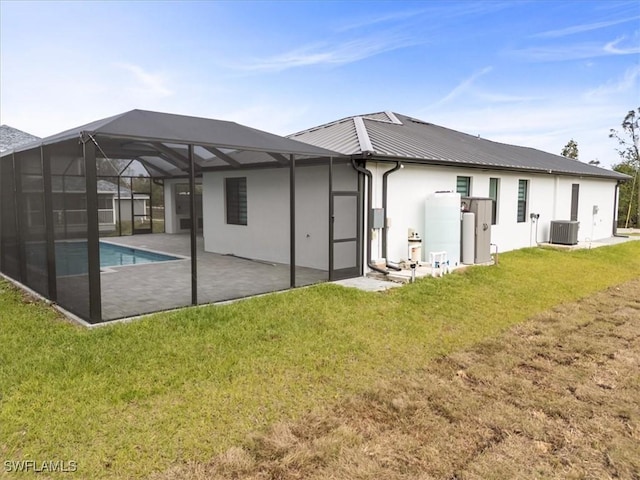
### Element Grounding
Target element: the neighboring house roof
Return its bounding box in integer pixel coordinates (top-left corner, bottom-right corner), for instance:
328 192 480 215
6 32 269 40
22 176 149 198
96 179 148 198
288 111 627 180
0 125 40 153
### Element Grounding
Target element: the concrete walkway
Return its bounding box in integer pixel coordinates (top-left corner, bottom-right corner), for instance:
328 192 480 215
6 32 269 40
539 231 640 251
332 276 402 292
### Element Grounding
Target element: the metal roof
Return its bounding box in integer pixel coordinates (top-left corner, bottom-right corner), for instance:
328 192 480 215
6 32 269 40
1 110 339 177
289 111 627 180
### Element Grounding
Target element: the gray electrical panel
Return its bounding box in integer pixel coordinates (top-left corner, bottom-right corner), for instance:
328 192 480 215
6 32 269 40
371 208 385 229
461 197 492 264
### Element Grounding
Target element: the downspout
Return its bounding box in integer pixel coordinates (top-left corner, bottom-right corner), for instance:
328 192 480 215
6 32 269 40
613 180 627 237
351 158 388 275
382 162 402 270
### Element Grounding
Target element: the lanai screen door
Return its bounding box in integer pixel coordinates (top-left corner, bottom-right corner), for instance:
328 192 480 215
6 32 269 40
330 192 360 279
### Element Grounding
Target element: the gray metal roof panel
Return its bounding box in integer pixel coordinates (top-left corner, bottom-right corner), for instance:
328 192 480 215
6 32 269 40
288 118 361 155
1 110 338 158
289 111 628 180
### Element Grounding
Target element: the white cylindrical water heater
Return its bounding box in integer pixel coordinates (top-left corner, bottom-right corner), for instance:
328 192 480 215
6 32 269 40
462 212 475 265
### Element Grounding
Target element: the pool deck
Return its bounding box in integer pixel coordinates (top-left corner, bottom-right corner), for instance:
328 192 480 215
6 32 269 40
100 234 326 320
98 231 640 321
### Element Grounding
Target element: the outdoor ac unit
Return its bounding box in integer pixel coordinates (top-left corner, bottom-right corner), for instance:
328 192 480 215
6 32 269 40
549 220 579 245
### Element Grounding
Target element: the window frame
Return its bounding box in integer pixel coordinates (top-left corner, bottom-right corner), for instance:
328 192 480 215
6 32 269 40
225 177 247 226
489 177 499 225
517 179 528 223
570 183 579 221
456 176 471 197
97 194 113 211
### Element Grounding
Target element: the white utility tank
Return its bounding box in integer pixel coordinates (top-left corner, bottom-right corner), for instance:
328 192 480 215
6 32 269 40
424 192 461 267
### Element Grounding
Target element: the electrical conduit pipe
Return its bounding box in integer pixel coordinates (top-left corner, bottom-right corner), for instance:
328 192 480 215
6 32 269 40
382 161 403 270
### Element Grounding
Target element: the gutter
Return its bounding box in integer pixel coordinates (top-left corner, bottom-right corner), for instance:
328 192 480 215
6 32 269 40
351 158 388 275
362 154 630 182
382 162 402 270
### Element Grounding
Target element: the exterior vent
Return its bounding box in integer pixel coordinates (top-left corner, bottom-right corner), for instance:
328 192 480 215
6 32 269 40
549 220 579 245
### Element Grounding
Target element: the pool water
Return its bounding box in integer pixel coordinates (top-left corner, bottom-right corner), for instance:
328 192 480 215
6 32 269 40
52 241 181 276
99 242 179 268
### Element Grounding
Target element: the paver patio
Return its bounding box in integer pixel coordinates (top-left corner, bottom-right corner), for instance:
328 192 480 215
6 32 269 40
100 233 327 320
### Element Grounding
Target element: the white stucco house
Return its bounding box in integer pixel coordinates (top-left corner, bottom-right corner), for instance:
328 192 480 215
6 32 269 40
1 109 629 323
172 110 627 277
285 111 627 270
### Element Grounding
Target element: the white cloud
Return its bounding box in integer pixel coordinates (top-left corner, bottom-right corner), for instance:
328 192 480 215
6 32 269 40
232 35 420 72
509 35 640 62
533 17 640 38
421 101 626 168
431 67 493 106
585 65 640 99
115 63 173 98
604 35 640 55
334 8 427 32
474 92 545 103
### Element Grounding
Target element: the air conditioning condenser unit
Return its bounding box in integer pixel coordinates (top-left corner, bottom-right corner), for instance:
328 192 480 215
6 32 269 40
549 220 579 245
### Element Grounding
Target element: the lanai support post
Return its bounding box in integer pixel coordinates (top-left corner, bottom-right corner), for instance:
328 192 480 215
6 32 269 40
41 145 57 301
188 144 198 305
328 157 334 280
290 154 296 288
13 152 27 284
83 134 102 323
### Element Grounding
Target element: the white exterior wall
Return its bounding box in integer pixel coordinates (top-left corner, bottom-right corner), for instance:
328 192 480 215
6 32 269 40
114 198 147 223
555 177 616 242
368 162 618 266
201 163 355 270
163 178 202 234
163 179 180 234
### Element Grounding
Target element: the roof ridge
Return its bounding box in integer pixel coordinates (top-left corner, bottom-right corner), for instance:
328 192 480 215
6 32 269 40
360 111 403 125
288 111 403 137
353 116 374 153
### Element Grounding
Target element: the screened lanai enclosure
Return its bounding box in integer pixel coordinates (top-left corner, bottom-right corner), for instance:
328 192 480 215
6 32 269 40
0 110 361 324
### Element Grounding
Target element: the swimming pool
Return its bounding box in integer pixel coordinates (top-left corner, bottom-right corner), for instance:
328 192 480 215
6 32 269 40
100 242 181 268
53 241 182 276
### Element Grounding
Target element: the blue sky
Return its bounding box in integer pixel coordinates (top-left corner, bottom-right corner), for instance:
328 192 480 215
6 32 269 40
1 0 638 168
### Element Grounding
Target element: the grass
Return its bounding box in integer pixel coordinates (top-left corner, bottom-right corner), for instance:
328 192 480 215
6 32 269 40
1 242 639 478
176 278 640 479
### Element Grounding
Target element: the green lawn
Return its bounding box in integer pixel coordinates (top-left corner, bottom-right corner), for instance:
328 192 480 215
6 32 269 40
1 242 639 478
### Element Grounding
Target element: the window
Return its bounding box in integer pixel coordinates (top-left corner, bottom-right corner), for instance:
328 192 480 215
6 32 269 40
456 176 471 196
517 179 528 223
570 184 579 221
97 194 112 210
226 177 247 225
489 178 499 225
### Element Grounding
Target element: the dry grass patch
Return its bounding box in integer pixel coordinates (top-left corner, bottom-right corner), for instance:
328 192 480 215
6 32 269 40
154 279 640 480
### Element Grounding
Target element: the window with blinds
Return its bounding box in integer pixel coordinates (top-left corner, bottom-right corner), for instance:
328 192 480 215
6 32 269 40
517 179 528 223
456 176 471 196
225 177 247 225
